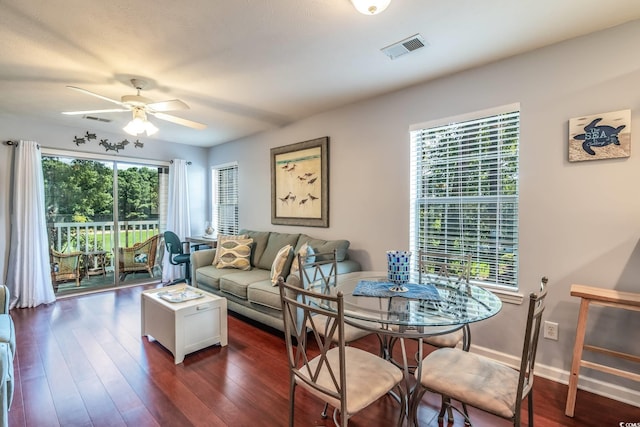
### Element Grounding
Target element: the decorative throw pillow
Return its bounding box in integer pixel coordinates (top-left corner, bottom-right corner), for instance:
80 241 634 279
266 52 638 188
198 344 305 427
213 234 248 265
289 243 316 276
270 244 293 285
215 238 253 270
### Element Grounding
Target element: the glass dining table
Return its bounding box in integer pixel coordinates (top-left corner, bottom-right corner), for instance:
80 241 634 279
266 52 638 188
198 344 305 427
324 271 503 335
307 270 503 422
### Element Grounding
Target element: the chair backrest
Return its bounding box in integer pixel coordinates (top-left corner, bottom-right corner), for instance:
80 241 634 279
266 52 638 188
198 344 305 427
418 251 471 289
163 231 183 256
50 249 81 273
516 276 548 404
298 250 338 295
277 276 347 410
145 234 160 267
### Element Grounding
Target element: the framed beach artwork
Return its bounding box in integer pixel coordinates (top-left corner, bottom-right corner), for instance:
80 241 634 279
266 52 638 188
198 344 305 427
271 137 329 227
569 109 631 162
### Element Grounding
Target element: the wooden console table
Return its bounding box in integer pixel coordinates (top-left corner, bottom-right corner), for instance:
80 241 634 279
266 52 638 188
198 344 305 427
565 284 640 417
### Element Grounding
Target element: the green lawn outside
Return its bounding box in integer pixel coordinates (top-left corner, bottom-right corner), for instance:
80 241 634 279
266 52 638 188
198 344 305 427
58 229 160 254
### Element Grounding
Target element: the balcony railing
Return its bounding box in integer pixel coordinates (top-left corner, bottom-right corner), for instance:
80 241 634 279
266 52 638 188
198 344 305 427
48 220 161 268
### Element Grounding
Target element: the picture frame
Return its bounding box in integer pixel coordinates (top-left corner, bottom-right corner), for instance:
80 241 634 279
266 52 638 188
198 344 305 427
569 109 631 162
271 136 329 227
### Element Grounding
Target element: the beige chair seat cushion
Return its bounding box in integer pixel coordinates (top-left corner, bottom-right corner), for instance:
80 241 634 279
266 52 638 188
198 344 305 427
423 328 463 348
298 346 403 415
418 347 519 419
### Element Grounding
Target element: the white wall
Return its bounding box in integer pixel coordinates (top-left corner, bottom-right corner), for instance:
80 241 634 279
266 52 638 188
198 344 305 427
0 117 210 283
209 21 640 401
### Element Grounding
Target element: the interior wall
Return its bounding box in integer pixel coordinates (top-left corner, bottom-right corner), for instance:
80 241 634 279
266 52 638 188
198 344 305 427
209 20 640 397
0 117 210 284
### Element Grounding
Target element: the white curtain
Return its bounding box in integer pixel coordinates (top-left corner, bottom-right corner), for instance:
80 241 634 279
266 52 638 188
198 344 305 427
7 141 56 308
162 159 191 283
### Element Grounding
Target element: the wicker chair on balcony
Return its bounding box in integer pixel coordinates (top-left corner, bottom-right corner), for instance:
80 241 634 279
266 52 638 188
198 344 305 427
118 234 160 281
50 249 83 291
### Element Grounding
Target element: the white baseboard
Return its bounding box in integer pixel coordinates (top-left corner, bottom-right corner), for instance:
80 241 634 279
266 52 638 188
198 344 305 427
471 344 640 409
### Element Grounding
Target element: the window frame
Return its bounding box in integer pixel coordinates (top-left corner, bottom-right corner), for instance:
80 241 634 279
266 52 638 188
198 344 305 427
211 162 239 235
410 103 522 298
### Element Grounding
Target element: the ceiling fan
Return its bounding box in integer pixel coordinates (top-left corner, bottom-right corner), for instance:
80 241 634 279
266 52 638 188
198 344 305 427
62 78 207 136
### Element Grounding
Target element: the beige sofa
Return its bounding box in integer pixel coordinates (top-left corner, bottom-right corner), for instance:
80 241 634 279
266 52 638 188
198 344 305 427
190 229 361 332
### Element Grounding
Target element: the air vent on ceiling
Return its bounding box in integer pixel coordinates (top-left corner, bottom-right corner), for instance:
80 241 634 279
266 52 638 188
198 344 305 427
83 115 112 123
381 33 427 60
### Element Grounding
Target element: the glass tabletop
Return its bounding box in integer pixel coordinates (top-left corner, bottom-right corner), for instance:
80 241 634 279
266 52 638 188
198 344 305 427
310 271 502 331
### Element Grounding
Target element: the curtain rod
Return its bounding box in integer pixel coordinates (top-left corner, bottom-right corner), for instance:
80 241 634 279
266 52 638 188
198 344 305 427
4 140 40 149
169 160 192 165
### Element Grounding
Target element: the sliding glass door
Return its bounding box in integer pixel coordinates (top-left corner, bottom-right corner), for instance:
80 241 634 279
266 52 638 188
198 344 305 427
43 152 167 295
115 162 167 284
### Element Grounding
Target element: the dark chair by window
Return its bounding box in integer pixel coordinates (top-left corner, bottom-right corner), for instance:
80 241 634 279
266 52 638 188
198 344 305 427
164 231 191 285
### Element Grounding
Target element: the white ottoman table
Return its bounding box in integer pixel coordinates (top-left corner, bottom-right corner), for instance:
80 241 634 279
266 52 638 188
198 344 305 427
141 284 228 364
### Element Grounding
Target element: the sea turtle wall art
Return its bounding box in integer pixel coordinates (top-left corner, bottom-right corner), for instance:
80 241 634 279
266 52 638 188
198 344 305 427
569 109 631 162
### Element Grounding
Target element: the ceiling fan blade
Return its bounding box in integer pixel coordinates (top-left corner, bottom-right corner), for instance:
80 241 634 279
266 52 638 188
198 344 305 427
152 112 207 130
62 108 129 115
147 99 189 112
67 85 125 107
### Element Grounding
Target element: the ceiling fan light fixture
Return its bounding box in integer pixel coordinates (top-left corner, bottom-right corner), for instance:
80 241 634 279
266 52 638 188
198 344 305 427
144 120 158 136
350 0 391 15
123 108 158 136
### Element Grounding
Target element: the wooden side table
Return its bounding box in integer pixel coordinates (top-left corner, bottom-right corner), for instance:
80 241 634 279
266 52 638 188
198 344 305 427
565 284 640 417
83 251 107 277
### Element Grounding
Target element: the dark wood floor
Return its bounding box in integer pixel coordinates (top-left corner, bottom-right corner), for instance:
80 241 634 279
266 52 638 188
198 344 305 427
7 285 638 426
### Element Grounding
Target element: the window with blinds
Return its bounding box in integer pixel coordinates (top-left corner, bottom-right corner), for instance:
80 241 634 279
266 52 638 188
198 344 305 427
211 162 239 235
410 104 520 289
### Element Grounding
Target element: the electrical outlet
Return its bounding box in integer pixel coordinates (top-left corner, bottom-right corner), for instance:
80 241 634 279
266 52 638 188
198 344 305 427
544 321 559 340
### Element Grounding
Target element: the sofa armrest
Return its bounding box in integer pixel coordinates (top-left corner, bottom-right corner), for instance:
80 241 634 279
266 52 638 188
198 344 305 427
0 286 9 315
191 249 217 271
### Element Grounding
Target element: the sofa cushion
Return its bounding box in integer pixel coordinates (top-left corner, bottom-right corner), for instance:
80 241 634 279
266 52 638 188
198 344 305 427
296 235 350 261
247 280 283 311
213 233 248 265
256 232 300 270
270 244 293 285
195 265 247 290
216 238 253 270
220 269 272 299
240 229 270 267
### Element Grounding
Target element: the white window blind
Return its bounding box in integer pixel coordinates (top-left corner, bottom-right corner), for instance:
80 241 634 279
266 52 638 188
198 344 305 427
410 106 520 288
212 163 239 235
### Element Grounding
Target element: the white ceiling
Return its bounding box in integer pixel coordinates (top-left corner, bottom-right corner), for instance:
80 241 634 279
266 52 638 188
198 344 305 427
1 0 639 147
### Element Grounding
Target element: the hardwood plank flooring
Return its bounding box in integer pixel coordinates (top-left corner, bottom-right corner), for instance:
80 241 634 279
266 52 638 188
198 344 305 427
8 285 639 426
